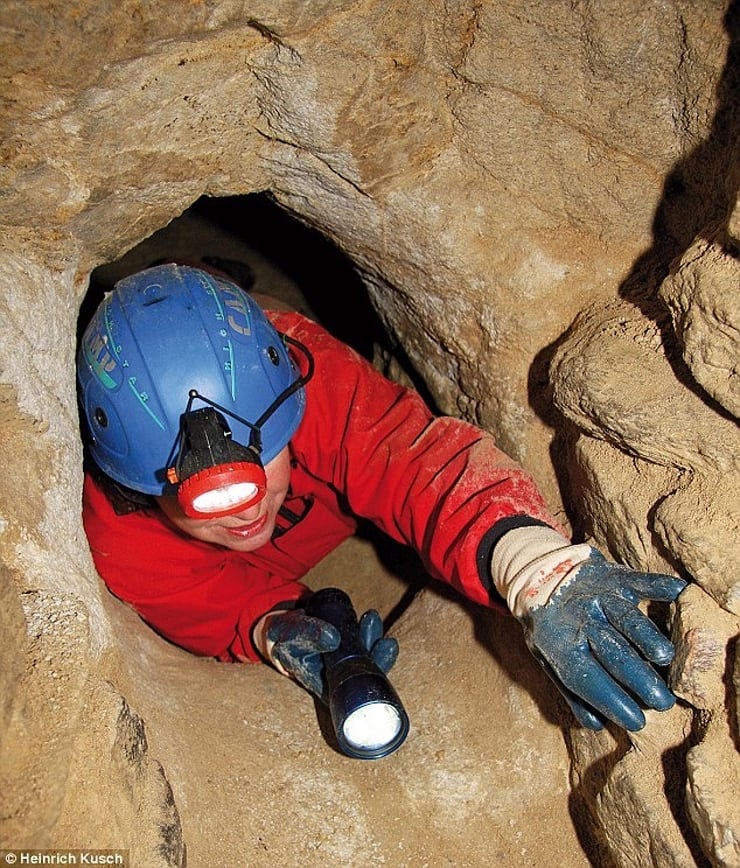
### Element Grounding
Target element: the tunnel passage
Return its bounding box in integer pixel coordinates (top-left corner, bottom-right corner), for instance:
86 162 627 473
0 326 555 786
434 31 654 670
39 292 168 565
83 194 382 358
69 192 596 867
78 191 433 625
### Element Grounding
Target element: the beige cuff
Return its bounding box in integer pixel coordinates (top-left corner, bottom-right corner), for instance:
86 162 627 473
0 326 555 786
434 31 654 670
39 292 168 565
490 526 592 618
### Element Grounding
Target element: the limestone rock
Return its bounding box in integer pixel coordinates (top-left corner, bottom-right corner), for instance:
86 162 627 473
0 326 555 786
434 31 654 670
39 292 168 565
566 433 683 572
0 588 183 865
548 206 739 868
686 723 740 868
655 474 740 616
667 584 739 868
0 590 92 847
53 683 185 868
670 583 739 712
0 565 27 740
730 196 740 244
597 724 698 868
660 234 740 420
567 707 699 868
550 299 740 474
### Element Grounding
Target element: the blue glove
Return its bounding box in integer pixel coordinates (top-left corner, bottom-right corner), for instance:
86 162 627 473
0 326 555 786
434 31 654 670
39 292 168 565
521 551 686 731
264 607 399 696
265 610 340 696
359 609 399 673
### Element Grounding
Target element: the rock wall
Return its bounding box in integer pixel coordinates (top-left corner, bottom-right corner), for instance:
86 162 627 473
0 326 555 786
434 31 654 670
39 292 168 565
1 1 738 865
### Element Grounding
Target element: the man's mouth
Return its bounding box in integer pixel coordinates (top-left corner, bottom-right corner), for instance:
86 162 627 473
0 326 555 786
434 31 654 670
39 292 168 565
224 514 269 539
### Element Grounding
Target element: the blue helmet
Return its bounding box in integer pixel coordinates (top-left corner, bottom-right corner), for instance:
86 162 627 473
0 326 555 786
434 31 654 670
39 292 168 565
77 264 307 496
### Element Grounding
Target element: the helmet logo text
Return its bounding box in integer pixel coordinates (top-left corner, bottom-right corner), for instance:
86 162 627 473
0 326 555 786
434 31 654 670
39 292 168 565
222 285 252 337
83 332 121 390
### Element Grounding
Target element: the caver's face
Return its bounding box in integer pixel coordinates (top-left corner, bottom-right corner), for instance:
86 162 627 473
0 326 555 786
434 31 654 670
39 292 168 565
155 447 292 552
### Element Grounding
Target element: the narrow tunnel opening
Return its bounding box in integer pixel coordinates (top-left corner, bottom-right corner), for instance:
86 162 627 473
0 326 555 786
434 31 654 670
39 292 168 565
81 193 384 358
77 192 431 632
73 195 444 847
81 193 438 406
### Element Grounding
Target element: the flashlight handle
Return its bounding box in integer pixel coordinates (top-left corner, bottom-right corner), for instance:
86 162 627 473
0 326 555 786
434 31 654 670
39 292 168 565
305 588 401 709
304 587 367 659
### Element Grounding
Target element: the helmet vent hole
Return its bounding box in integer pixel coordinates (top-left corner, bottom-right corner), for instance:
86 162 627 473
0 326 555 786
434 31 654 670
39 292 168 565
94 408 108 428
267 346 281 366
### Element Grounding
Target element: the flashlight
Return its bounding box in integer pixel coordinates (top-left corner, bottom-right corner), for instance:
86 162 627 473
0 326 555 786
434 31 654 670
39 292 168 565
305 588 409 760
166 404 266 518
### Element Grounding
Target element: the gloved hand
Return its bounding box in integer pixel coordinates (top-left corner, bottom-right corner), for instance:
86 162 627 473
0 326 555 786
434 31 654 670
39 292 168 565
491 525 686 731
358 608 399 674
253 604 399 696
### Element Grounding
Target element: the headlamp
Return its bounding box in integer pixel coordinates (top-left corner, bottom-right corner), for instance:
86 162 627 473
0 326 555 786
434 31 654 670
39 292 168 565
166 405 266 519
166 335 314 520
305 588 409 760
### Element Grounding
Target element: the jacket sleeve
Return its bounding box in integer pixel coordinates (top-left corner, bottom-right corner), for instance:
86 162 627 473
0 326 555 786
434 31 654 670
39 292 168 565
276 313 559 608
82 474 308 661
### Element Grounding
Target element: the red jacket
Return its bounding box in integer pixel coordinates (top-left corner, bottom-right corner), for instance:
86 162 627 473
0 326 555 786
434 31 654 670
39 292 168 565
83 312 555 662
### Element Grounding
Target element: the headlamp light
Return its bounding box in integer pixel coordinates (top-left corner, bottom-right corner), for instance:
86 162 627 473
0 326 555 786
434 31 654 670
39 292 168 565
166 405 266 519
179 465 265 518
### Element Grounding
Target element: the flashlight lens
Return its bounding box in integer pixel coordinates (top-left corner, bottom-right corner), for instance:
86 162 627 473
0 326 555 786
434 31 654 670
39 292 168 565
191 481 259 514
341 702 403 752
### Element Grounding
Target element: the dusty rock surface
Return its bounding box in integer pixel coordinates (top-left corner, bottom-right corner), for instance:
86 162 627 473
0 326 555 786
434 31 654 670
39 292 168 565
1 1 739 866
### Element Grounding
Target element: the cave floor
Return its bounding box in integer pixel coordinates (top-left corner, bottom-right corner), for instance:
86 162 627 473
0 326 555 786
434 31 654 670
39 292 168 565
108 533 593 868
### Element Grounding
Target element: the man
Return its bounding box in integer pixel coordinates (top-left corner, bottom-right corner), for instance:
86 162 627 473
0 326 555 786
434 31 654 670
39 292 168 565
78 263 685 735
